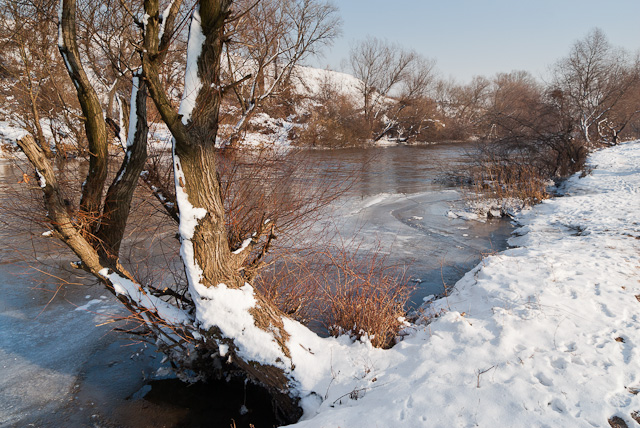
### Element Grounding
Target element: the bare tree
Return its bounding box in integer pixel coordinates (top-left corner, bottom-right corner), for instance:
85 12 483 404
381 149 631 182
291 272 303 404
374 55 438 142
9 0 346 423
348 37 436 140
483 70 543 140
437 75 491 141
473 70 591 180
222 0 341 147
0 0 83 157
552 28 637 144
595 57 640 145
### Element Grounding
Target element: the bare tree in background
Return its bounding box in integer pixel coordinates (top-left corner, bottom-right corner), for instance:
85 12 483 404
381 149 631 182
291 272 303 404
594 58 640 145
436 75 491 141
483 70 543 141
348 37 436 141
222 0 341 147
375 55 438 142
0 0 84 157
552 28 638 144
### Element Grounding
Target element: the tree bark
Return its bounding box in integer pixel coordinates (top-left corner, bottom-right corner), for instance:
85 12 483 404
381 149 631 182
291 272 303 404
58 0 109 223
96 74 149 260
142 0 304 421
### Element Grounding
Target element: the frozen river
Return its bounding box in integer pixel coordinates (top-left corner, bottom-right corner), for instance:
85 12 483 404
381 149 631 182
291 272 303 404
0 143 513 426
305 144 513 305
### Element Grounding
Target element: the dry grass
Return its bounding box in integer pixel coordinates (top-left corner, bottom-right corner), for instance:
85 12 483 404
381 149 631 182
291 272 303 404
254 242 414 349
316 245 414 349
471 160 549 207
254 254 322 324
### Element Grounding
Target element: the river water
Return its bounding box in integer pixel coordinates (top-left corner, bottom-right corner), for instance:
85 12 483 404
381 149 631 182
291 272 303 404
304 143 512 305
0 143 513 427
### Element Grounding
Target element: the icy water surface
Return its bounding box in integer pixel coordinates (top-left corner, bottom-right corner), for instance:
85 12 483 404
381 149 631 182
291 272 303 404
0 143 512 426
305 143 513 305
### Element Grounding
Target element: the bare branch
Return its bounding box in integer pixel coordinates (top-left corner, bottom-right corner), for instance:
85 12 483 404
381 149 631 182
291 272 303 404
58 0 109 224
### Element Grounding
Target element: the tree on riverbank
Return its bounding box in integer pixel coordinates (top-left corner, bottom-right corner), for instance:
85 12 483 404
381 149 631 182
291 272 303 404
8 0 361 423
348 37 437 142
551 28 640 145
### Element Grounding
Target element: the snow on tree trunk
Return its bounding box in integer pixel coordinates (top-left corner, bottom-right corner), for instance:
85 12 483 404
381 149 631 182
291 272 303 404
142 1 321 422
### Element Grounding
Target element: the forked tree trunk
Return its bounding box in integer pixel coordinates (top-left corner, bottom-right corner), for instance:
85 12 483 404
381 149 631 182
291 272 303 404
141 0 308 422
20 0 321 422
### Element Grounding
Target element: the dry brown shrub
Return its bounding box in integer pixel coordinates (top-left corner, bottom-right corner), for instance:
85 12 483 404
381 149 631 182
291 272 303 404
294 70 369 148
253 239 414 349
316 245 414 349
296 94 369 148
472 161 549 206
253 253 322 324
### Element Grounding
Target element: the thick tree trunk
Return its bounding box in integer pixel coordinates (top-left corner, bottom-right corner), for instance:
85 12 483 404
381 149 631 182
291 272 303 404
142 0 306 422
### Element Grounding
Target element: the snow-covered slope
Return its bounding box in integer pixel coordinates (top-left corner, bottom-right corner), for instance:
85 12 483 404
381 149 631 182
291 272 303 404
290 141 640 427
292 65 363 104
0 65 366 152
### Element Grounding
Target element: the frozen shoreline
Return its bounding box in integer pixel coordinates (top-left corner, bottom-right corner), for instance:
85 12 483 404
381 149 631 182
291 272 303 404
291 141 640 427
2 140 639 426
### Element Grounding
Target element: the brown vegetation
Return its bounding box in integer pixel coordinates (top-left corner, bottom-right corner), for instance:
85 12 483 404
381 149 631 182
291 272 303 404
318 246 413 349
295 77 368 148
255 243 414 350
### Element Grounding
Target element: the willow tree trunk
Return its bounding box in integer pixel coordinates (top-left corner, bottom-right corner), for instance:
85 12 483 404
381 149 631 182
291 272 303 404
141 0 307 422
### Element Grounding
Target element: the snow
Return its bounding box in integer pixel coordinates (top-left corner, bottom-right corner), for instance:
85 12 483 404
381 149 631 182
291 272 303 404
293 66 363 106
99 268 192 326
158 0 176 42
449 197 531 222
218 344 229 357
116 95 127 147
35 169 46 188
286 141 640 427
232 237 252 255
194 282 290 367
125 73 142 150
172 148 207 295
114 72 142 184
350 193 394 213
177 8 206 125
0 120 27 146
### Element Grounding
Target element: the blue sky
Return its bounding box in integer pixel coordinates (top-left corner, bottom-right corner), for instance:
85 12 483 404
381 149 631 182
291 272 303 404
310 0 640 83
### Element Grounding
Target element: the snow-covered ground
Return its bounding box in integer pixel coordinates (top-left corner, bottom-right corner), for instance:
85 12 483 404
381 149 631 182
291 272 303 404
292 65 363 105
289 141 640 427
0 120 27 154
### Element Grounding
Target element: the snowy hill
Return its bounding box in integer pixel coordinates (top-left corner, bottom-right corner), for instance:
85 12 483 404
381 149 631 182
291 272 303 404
0 64 369 152
292 65 363 105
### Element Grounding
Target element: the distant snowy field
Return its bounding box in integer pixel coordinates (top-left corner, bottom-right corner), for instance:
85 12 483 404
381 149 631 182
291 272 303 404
289 141 640 427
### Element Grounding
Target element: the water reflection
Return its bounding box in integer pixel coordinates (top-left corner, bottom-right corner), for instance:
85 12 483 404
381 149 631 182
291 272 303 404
303 143 470 198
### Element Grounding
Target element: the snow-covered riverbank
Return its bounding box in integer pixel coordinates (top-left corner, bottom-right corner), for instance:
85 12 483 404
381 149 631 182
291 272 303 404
291 141 640 427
